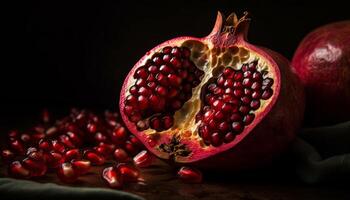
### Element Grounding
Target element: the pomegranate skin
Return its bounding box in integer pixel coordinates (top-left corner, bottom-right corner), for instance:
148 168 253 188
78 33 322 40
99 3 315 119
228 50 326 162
291 21 350 126
119 12 305 170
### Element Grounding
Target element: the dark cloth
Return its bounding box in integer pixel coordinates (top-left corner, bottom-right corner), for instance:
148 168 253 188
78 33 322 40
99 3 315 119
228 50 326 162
0 178 144 200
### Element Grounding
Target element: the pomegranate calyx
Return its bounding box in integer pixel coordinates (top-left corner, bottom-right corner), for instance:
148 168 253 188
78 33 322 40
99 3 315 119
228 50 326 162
158 135 191 160
210 11 251 45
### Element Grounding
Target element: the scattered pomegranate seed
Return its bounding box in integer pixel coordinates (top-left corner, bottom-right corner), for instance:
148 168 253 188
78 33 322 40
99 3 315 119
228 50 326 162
1 149 15 162
22 158 47 177
83 150 105 166
71 159 91 175
57 163 78 183
177 167 203 183
114 148 129 163
133 150 154 168
117 163 140 183
8 161 31 179
102 166 124 189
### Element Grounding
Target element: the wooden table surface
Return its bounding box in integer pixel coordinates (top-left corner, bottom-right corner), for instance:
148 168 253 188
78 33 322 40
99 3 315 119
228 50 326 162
2 157 348 200
0 110 349 200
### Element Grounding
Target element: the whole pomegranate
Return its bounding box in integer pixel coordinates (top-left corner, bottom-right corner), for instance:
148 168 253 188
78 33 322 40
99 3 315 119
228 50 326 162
120 12 304 170
292 21 350 126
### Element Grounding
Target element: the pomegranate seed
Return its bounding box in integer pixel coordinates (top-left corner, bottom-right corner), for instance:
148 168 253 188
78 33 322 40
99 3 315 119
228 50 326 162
136 78 147 87
87 122 97 133
26 147 38 155
232 122 243 133
1 149 15 162
162 116 174 130
38 139 52 152
171 47 181 57
135 67 148 79
138 86 151 96
252 72 262 81
168 74 182 86
83 150 105 166
224 132 236 143
52 140 66 153
177 167 202 183
262 78 274 88
8 161 31 178
125 95 137 106
162 54 172 62
262 88 273 100
242 64 249 72
114 148 129 162
67 132 82 146
218 122 230 132
102 166 124 189
241 96 251 105
129 85 138 95
162 46 172 54
230 113 242 121
233 89 243 97
117 163 140 183
252 91 261 99
71 159 91 175
243 71 252 78
31 132 46 142
41 109 50 123
211 132 222 146
242 78 253 87
156 73 168 85
251 81 261 90
147 81 157 89
243 114 255 125
45 152 64 168
8 130 19 139
125 141 138 155
250 100 260 110
133 150 154 168
159 64 173 74
9 139 25 155
170 57 181 68
27 150 45 162
224 79 234 88
111 126 127 143
239 105 250 114
214 111 224 121
57 163 78 183
217 76 225 86
22 158 47 177
168 88 179 98
234 71 243 81
138 95 149 110
156 86 168 96
150 117 162 131
223 67 234 78
59 134 76 149
94 132 107 143
153 56 163 65
20 133 31 144
64 149 81 162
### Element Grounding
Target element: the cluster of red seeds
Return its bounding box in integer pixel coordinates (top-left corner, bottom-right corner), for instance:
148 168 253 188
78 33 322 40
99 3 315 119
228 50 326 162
0 109 150 187
197 61 274 146
124 46 204 132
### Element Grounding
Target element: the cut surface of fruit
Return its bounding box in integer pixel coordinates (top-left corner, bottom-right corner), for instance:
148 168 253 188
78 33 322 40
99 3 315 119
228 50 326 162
120 12 304 169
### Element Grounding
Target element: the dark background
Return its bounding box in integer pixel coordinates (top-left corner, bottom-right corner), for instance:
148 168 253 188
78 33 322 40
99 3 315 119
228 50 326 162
1 0 349 128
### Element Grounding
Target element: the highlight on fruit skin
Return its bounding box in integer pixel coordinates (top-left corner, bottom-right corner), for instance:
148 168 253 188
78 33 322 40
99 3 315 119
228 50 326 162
291 21 350 126
119 11 304 170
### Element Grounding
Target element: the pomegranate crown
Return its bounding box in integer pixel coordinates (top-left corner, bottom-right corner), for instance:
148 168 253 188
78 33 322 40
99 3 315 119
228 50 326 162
209 11 251 43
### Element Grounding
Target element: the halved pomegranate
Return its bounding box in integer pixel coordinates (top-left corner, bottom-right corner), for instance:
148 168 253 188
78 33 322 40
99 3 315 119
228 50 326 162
120 12 304 170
